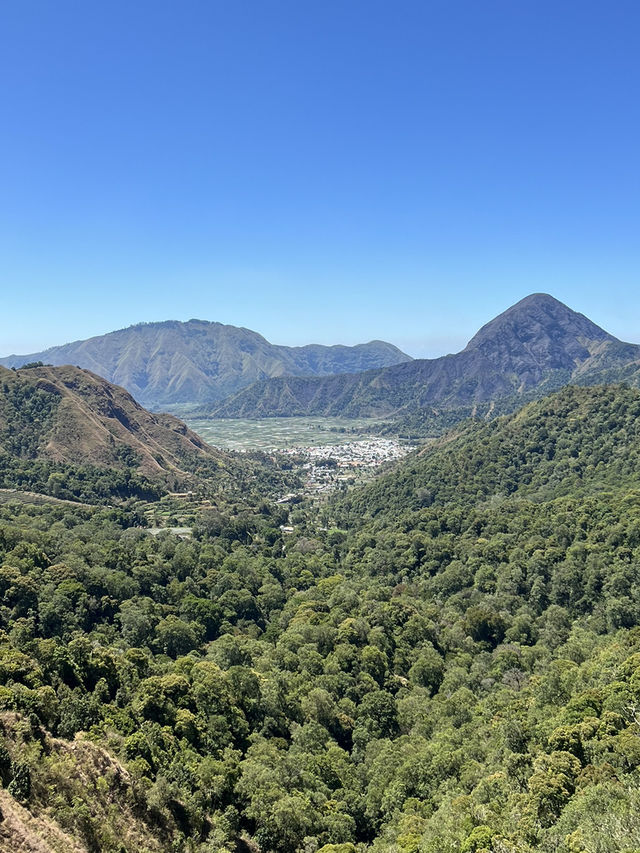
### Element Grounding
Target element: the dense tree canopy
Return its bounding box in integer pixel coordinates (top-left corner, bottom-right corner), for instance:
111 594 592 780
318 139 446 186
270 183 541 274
1 385 640 851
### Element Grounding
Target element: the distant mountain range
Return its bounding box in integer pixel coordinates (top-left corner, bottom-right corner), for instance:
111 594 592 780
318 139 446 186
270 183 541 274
3 295 638 429
212 294 640 423
0 321 411 410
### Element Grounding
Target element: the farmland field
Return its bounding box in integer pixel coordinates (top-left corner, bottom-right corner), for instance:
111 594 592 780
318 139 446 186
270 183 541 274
184 416 390 451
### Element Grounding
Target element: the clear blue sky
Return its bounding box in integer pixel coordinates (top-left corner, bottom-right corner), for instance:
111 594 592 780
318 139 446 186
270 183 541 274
2 0 639 358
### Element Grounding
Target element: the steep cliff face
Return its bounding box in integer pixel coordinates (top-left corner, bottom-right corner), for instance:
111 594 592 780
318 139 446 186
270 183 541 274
212 294 640 418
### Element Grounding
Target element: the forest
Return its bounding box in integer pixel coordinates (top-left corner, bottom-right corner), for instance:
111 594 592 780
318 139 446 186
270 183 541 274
1 385 640 852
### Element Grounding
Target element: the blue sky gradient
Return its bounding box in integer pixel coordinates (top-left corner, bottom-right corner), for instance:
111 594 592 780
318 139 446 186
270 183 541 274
1 1 639 357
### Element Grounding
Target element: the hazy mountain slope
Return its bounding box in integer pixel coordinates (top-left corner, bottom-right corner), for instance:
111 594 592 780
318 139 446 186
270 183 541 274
213 293 640 419
0 320 411 409
0 364 225 489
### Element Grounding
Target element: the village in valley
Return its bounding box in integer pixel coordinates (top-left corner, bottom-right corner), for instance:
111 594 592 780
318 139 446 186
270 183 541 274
276 437 415 496
185 416 417 497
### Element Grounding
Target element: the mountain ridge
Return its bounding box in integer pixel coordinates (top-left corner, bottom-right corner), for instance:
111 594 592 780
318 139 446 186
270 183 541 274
212 293 640 422
0 319 411 410
336 382 640 524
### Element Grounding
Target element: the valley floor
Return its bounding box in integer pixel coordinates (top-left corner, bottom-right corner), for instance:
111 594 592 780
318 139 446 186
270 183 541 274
183 416 392 452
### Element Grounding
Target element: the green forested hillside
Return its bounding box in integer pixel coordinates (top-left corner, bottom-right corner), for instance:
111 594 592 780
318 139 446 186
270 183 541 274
0 364 299 504
338 384 640 520
1 385 640 852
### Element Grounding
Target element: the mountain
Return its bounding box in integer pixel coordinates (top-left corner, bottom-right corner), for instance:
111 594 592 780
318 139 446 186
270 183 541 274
337 383 640 523
0 320 412 410
213 293 640 422
0 363 228 493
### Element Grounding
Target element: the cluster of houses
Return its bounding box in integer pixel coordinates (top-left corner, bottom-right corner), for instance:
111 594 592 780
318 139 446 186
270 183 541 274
277 438 414 495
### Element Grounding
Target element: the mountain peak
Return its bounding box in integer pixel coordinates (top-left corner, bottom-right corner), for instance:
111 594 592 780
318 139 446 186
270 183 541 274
510 292 563 308
464 293 616 359
214 293 640 420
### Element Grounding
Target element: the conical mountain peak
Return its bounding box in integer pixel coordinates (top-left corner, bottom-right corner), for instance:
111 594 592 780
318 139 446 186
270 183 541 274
464 293 616 363
213 293 639 421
